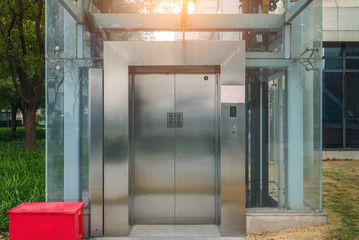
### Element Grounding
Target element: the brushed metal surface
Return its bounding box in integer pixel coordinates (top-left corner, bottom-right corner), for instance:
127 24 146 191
89 68 104 236
219 40 246 237
175 74 216 224
132 71 218 225
104 45 129 236
133 74 175 224
220 103 246 237
105 41 244 67
102 41 245 236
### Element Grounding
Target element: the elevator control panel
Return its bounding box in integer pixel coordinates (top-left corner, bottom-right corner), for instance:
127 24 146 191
167 112 183 128
227 105 239 138
230 106 237 118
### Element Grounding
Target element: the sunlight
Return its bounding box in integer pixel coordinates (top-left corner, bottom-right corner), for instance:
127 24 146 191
153 0 196 41
154 31 176 41
188 1 195 13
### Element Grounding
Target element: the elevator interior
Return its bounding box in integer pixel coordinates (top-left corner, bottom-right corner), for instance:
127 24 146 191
89 41 246 237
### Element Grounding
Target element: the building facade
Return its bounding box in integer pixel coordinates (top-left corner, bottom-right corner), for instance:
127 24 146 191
322 0 359 159
45 0 324 237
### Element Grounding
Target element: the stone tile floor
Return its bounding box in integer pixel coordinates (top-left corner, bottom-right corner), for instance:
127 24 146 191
89 225 246 240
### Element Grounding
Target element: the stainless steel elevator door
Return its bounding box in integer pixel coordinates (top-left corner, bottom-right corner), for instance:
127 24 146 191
134 74 175 224
133 72 216 224
175 74 216 224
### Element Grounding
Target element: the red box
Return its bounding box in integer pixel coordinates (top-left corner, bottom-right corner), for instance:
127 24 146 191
7 202 85 240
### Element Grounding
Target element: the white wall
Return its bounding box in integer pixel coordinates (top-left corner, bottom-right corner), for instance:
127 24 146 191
323 0 359 41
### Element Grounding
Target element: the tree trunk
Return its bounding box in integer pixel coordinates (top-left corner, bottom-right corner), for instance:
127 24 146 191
10 103 19 135
25 107 37 148
20 104 26 127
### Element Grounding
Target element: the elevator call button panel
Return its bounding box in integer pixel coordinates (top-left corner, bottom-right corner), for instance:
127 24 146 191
230 106 237 117
167 112 183 128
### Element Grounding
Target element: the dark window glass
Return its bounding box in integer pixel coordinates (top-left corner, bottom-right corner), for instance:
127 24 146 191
346 120 359 147
345 43 359 57
323 72 343 147
345 59 359 69
323 43 342 57
323 59 343 69
347 73 359 118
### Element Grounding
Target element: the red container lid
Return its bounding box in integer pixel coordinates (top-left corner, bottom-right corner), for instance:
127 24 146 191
7 202 85 215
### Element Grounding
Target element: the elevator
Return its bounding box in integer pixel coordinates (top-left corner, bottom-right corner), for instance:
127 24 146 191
131 68 219 225
89 41 246 237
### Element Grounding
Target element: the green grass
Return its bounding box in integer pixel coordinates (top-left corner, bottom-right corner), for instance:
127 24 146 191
0 139 45 233
322 161 359 240
0 127 45 142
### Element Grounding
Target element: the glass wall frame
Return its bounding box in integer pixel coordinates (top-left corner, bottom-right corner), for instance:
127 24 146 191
45 0 323 235
245 0 322 212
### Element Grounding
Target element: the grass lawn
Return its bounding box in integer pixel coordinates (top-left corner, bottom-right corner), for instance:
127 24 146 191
0 128 45 234
247 159 359 240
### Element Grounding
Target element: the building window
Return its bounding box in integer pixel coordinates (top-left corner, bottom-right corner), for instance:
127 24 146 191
323 42 359 148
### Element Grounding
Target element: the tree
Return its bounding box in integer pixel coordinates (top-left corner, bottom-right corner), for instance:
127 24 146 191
0 0 45 147
0 78 21 134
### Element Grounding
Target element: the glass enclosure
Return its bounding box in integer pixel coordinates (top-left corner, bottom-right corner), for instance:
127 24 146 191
45 0 323 223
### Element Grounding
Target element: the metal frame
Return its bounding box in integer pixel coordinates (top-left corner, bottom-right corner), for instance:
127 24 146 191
58 0 83 23
57 0 315 64
285 0 314 24
102 40 246 237
88 68 104 237
128 66 222 226
56 0 315 60
93 14 282 32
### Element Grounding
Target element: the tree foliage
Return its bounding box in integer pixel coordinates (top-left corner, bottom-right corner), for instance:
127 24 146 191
111 0 182 14
0 78 17 111
0 0 45 147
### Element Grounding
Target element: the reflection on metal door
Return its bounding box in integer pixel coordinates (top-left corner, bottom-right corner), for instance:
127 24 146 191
132 71 217 224
175 74 216 224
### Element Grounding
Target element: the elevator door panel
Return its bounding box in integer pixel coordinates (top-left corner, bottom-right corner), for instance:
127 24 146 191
134 74 175 224
133 72 216 224
175 74 216 223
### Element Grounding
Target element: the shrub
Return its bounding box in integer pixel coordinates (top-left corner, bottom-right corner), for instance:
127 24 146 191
0 140 45 232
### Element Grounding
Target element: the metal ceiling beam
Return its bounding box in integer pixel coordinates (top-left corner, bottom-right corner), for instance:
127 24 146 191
58 0 83 23
93 14 283 32
285 0 313 24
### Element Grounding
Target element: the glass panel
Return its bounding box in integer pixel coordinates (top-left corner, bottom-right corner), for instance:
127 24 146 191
46 60 92 209
46 0 77 58
245 31 283 52
345 43 359 57
246 68 287 209
290 0 322 211
89 0 285 14
346 120 359 148
46 60 65 202
323 59 343 69
291 2 322 59
46 0 93 211
345 59 359 69
323 73 343 147
303 59 322 211
323 42 342 57
347 73 359 118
